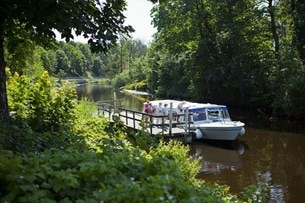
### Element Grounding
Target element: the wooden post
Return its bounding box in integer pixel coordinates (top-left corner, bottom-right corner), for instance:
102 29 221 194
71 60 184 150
169 102 173 136
109 104 112 120
133 112 136 129
184 108 189 132
125 110 128 125
150 115 153 134
161 114 165 136
113 92 117 113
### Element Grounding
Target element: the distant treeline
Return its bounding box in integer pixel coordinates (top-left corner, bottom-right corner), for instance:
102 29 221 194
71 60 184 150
6 38 148 79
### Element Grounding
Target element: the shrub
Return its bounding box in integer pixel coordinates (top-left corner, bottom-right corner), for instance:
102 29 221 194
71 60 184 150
0 141 243 203
7 69 77 132
3 70 113 153
125 80 148 92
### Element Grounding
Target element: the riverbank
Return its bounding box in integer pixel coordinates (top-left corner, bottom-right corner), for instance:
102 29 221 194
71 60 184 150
122 89 154 96
57 77 109 85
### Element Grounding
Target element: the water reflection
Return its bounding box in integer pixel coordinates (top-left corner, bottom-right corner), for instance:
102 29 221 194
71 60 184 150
190 141 245 174
76 84 150 111
259 171 285 203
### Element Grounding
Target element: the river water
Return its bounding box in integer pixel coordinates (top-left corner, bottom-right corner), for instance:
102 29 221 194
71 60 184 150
76 84 305 203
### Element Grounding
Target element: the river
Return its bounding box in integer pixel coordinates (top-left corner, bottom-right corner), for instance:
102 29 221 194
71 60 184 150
76 84 305 203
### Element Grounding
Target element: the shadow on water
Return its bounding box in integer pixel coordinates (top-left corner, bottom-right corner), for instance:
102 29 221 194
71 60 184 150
230 106 305 134
195 139 249 151
189 140 247 175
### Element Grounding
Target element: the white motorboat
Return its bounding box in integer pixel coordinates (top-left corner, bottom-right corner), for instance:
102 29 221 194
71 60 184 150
146 100 245 141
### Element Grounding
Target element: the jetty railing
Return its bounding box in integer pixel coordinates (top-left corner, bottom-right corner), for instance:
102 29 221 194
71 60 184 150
97 102 193 136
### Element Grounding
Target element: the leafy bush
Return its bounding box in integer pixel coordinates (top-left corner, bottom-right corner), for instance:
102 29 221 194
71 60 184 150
7 69 77 132
112 70 129 88
0 124 71 153
0 141 243 203
125 80 148 92
3 70 112 153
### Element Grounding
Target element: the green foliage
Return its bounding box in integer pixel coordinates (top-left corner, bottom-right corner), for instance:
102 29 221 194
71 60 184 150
7 70 77 132
126 118 161 151
291 0 305 64
3 70 76 152
58 42 86 76
2 0 134 53
147 0 305 118
4 25 38 74
3 70 116 153
240 183 270 203
0 141 245 203
97 78 113 86
125 80 148 91
99 39 149 87
0 0 138 123
272 64 305 118
34 38 148 80
112 70 130 88
151 0 274 104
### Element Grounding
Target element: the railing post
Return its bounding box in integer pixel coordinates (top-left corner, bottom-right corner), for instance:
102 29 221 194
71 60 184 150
184 108 189 132
113 92 117 113
125 110 128 125
188 112 192 134
161 115 164 136
109 104 112 120
133 112 136 129
169 103 173 136
150 115 153 134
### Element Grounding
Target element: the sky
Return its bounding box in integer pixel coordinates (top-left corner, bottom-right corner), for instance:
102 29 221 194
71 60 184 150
70 0 156 44
124 0 156 43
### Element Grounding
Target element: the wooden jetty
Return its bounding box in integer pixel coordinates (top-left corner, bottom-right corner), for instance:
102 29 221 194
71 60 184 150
97 102 195 143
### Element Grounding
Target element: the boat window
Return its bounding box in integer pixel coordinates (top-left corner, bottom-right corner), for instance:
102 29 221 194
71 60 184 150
220 107 230 119
192 110 207 121
207 109 221 121
222 109 230 119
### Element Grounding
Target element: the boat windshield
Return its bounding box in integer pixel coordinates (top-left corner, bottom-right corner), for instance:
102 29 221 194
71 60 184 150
221 108 230 119
189 106 231 122
207 107 230 121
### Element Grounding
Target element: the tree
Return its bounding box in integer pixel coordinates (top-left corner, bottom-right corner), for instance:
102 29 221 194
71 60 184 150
150 0 278 107
290 0 305 64
0 0 139 124
59 42 86 76
39 47 57 74
55 49 70 77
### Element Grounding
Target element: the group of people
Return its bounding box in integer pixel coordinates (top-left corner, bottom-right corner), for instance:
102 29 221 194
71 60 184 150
144 101 188 122
144 101 168 125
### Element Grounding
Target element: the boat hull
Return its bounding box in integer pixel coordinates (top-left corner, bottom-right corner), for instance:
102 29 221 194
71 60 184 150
192 122 245 141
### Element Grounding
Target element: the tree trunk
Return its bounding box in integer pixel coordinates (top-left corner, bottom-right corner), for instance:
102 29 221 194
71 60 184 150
268 0 280 55
0 19 9 124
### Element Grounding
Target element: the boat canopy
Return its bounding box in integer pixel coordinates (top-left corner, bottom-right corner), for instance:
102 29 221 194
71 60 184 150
189 106 230 122
143 100 231 121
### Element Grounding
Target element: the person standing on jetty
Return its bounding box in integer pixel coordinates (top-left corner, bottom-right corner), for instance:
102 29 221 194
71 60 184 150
156 102 163 125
